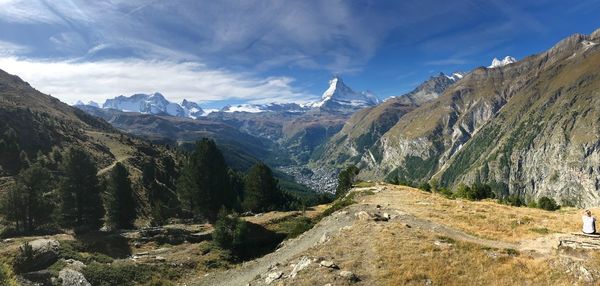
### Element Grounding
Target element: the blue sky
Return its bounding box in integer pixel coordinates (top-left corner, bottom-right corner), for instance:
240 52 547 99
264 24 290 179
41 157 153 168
0 0 599 109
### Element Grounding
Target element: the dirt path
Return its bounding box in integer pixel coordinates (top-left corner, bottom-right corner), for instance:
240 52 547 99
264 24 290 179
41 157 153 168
193 209 355 286
97 155 130 176
192 186 528 286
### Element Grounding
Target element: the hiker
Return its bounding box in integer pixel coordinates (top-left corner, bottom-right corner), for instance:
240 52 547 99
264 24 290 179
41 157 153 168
582 209 596 234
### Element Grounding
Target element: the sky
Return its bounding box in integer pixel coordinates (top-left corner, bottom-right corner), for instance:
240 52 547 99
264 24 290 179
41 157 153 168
0 0 599 109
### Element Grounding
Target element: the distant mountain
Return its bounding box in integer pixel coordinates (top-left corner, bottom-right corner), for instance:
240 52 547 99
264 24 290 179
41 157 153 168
221 103 308 113
314 72 463 170
488 56 517 68
181 99 204 119
310 76 380 110
102 92 186 117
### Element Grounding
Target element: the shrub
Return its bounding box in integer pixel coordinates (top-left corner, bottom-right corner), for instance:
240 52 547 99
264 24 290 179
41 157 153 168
538 197 560 211
0 262 17 286
418 182 431 192
279 216 314 238
212 209 248 252
438 187 454 199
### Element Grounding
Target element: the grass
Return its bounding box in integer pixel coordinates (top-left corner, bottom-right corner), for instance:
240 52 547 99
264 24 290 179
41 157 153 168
364 184 584 242
353 181 376 188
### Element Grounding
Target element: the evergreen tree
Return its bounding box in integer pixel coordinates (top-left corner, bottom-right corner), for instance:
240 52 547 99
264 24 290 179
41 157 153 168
242 162 281 212
0 163 54 233
212 208 248 252
106 163 136 229
0 127 23 174
177 139 232 221
58 148 104 231
335 165 359 198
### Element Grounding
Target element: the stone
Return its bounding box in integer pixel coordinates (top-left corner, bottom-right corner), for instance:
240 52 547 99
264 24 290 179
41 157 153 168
355 211 372 221
58 268 91 286
64 259 86 272
319 233 330 244
383 213 391 220
319 260 338 269
265 271 283 284
155 256 166 261
14 239 60 272
289 256 311 278
339 270 358 281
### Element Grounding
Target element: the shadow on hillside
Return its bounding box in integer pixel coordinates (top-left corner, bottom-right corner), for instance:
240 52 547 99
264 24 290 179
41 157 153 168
238 222 286 261
74 231 132 259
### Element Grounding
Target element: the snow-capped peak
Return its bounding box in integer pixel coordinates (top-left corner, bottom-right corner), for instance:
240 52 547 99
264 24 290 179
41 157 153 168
488 56 517 68
74 100 100 108
443 72 465 82
181 99 204 119
310 76 379 109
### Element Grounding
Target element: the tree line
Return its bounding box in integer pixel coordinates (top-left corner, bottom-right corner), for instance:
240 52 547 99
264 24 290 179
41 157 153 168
0 137 309 235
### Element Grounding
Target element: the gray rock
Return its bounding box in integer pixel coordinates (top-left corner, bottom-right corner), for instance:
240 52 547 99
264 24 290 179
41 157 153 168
64 259 86 272
319 260 338 269
58 268 91 286
14 239 60 272
339 270 358 282
265 271 283 284
289 256 311 278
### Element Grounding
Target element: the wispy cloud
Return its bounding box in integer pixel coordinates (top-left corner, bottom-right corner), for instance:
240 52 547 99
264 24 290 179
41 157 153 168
0 40 29 56
0 57 316 105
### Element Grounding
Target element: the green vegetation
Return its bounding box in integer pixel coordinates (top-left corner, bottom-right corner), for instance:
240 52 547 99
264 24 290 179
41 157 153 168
537 197 560 211
59 147 105 232
0 262 17 286
177 139 234 222
212 209 248 253
335 165 359 198
0 163 55 233
454 183 495 201
106 163 137 229
276 216 314 238
242 162 282 212
82 261 185 286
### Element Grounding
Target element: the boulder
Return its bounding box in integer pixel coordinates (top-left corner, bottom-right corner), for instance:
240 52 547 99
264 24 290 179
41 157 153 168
64 259 86 272
289 256 311 278
339 270 358 282
14 239 60 272
265 271 283 284
319 260 338 269
58 268 91 286
355 211 372 221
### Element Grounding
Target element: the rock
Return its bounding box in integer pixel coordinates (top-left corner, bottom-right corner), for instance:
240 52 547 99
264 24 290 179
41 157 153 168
155 256 166 261
14 239 60 272
319 233 330 244
355 211 372 221
58 268 91 286
579 266 593 282
64 259 86 272
383 213 391 220
265 271 283 284
289 256 311 278
324 284 332 286
319 260 338 269
339 270 358 282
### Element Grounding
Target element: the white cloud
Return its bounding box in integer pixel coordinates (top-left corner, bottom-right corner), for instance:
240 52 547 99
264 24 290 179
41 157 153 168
0 40 29 56
0 57 316 105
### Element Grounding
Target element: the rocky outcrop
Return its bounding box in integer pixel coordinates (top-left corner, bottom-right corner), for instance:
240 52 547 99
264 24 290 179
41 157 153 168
13 239 60 273
324 28 600 206
58 268 91 286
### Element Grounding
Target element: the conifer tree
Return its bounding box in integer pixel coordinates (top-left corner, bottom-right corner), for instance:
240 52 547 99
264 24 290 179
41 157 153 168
177 139 232 221
335 165 359 198
242 162 281 212
106 163 136 229
58 147 104 231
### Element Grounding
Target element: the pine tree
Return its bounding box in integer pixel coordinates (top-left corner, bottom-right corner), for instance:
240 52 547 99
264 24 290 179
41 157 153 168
242 162 281 212
177 139 232 221
106 163 136 229
335 165 359 198
0 127 23 174
58 148 104 231
0 163 54 233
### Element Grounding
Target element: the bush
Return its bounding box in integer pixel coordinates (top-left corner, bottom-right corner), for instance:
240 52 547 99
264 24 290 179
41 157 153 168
500 194 524 207
0 262 17 286
212 209 248 252
454 183 494 201
438 187 454 199
418 182 431 192
538 197 560 211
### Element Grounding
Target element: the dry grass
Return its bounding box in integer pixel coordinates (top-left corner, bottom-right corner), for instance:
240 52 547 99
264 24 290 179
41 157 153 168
364 184 586 242
374 222 576 286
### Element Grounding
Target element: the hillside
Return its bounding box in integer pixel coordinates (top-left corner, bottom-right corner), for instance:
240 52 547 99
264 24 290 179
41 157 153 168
195 184 600 285
322 28 600 207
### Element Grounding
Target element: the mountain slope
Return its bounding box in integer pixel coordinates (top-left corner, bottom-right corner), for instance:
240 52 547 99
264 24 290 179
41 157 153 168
313 73 461 168
362 28 600 206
